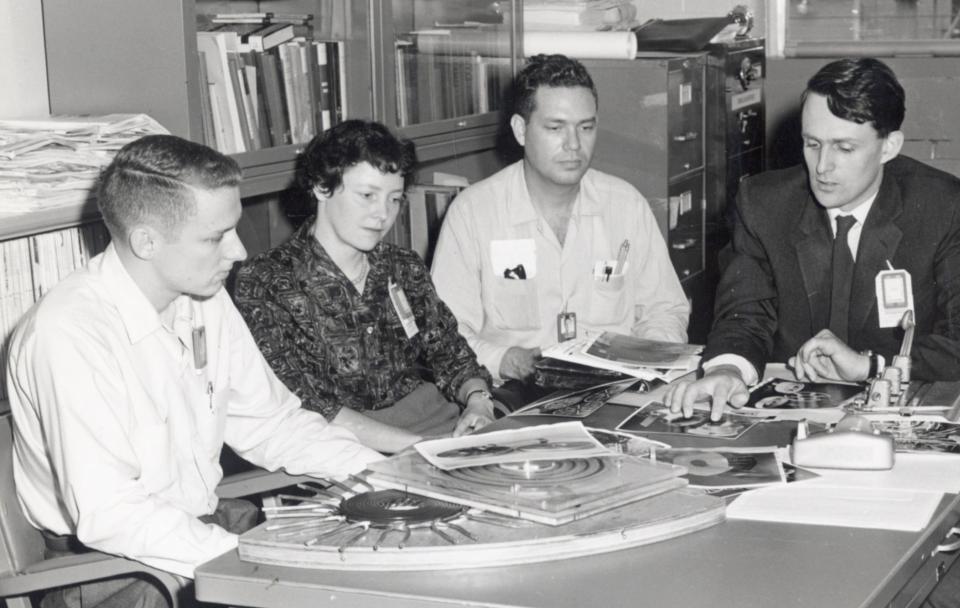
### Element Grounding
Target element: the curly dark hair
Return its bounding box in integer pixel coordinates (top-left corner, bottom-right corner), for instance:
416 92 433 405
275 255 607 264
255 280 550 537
300 120 418 198
803 57 905 138
97 134 241 240
512 54 598 121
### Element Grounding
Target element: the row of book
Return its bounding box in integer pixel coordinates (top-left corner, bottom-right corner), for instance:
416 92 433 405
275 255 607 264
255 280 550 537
395 41 511 128
197 17 346 154
0 222 110 402
381 182 465 266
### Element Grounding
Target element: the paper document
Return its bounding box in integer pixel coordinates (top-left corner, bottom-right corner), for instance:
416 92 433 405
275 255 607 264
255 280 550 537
542 332 701 382
726 484 942 532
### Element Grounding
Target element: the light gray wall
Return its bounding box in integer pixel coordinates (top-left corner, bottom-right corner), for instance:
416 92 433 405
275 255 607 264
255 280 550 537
0 0 49 118
765 57 960 177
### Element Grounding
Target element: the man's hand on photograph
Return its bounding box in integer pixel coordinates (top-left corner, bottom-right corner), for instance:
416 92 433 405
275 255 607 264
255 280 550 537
663 365 750 422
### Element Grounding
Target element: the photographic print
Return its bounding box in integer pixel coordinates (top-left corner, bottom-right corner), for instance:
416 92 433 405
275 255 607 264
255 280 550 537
654 448 787 490
415 421 611 470
515 378 642 418
745 379 864 410
616 401 758 440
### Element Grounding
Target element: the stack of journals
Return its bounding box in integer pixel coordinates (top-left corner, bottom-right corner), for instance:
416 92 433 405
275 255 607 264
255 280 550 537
196 13 346 153
541 331 702 383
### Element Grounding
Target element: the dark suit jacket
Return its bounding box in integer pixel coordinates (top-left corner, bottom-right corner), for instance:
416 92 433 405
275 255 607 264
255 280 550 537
704 156 960 381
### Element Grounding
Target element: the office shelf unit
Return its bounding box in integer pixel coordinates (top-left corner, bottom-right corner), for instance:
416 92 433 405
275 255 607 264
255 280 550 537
42 0 372 203
584 53 711 342
28 0 523 245
371 0 522 162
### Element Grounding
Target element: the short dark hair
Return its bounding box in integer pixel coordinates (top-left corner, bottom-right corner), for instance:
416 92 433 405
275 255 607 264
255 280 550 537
98 134 241 239
300 120 417 197
803 57 905 138
512 54 598 122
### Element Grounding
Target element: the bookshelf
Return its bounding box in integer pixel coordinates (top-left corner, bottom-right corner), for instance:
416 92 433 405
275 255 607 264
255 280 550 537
41 0 373 199
372 0 522 162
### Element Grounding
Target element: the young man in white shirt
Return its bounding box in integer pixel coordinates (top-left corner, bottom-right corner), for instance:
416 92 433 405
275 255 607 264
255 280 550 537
7 134 383 607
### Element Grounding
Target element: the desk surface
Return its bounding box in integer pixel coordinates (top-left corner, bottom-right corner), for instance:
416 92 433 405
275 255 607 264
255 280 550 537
197 493 959 608
196 376 960 607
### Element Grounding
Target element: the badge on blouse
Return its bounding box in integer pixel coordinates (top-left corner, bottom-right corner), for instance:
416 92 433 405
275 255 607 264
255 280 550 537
388 279 419 338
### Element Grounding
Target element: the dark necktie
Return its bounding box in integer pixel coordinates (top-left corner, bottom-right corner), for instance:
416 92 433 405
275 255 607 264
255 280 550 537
828 215 857 341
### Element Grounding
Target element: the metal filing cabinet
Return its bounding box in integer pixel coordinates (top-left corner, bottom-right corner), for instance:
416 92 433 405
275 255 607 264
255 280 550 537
705 37 766 242
584 53 710 340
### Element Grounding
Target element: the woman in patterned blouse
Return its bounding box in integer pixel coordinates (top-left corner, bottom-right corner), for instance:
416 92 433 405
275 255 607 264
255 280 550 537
234 120 498 453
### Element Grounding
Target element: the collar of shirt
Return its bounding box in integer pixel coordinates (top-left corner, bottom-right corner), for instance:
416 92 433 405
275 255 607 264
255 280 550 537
826 192 877 234
507 161 602 227
98 243 166 344
826 192 878 259
289 217 392 301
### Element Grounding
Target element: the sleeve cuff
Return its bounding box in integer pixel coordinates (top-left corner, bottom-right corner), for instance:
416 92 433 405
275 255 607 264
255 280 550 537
702 354 759 386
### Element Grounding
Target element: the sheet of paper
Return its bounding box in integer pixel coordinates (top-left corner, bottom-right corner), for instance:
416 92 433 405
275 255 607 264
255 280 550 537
726 484 942 532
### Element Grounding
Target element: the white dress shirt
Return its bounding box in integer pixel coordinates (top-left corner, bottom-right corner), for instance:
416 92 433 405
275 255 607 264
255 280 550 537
7 244 382 578
432 161 689 380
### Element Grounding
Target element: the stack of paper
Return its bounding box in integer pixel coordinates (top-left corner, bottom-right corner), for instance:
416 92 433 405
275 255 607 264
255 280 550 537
542 331 701 382
0 114 169 216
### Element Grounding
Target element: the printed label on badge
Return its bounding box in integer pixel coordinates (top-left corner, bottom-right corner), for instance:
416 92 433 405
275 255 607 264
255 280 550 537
875 268 914 328
388 279 419 338
557 311 577 342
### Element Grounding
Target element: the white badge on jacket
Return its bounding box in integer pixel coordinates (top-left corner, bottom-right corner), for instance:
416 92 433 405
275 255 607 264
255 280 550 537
490 239 537 280
875 266 914 328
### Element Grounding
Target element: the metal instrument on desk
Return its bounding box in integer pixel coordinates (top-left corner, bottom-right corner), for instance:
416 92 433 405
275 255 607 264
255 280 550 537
864 310 914 411
790 312 918 470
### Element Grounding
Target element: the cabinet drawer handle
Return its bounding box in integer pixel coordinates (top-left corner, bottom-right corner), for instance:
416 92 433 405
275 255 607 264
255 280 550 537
935 527 960 554
671 238 697 250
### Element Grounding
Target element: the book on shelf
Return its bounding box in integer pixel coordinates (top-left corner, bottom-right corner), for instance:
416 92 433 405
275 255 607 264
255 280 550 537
1 222 110 402
384 183 462 264
395 40 511 126
196 30 246 154
245 23 296 53
196 12 343 153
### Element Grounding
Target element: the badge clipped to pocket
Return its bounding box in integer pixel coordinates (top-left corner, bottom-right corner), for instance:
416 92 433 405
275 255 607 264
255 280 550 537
557 311 577 342
388 279 419 338
874 266 914 328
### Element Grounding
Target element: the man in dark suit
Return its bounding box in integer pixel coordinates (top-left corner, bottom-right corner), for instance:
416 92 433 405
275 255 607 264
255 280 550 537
665 57 960 421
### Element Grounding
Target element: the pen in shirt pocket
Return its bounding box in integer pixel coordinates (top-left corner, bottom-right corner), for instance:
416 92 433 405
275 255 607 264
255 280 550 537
607 239 630 281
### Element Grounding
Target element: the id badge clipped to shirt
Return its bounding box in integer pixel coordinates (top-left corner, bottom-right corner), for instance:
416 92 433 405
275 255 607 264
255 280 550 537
875 266 914 328
388 279 419 338
557 311 577 342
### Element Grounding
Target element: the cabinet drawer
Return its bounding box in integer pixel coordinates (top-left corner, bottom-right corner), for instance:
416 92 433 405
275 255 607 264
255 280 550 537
667 58 704 176
668 173 705 280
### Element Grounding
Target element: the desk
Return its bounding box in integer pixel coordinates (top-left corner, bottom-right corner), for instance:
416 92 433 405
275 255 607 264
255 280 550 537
196 378 960 608
197 493 959 608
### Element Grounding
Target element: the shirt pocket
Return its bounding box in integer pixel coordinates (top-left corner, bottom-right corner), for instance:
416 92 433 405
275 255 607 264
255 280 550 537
488 277 541 330
585 273 630 326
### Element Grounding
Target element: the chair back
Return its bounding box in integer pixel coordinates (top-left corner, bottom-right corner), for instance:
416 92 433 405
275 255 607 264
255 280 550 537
0 411 44 576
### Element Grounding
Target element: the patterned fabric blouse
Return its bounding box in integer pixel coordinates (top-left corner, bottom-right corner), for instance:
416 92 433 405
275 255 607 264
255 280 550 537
233 218 490 420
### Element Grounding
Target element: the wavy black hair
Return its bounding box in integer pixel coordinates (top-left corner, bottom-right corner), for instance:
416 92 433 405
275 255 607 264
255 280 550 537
803 57 905 138
512 54 598 122
300 120 417 197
